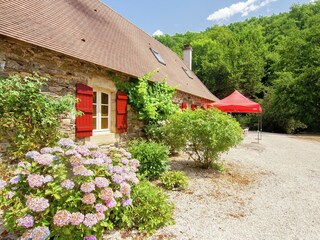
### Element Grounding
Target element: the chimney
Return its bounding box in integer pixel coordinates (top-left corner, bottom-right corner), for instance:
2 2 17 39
183 44 192 70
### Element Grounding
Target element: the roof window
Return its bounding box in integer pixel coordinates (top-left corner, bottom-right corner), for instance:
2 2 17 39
182 67 193 79
150 48 166 65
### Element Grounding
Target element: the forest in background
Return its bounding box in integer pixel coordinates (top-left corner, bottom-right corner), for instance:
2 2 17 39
156 2 320 133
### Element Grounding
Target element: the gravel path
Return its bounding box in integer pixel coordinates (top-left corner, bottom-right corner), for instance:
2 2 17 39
151 132 320 240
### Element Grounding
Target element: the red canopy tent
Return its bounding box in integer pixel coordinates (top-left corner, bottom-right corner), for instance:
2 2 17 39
209 90 262 142
210 90 262 113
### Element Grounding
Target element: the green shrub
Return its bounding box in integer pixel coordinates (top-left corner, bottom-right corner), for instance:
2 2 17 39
159 171 188 190
145 122 186 153
128 140 170 180
0 74 77 160
0 139 140 239
157 109 243 168
117 180 174 234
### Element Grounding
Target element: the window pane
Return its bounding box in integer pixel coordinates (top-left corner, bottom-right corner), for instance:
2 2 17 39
93 104 97 116
101 93 108 104
93 117 97 130
101 105 108 116
93 92 97 104
101 118 108 129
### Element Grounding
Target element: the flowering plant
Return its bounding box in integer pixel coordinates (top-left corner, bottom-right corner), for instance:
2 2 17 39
0 139 139 240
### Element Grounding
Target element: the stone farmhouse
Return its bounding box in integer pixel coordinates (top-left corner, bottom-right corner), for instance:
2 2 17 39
0 0 218 145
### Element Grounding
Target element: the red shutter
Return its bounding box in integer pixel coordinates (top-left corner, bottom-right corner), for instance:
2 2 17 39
180 101 187 110
76 83 93 138
116 91 128 133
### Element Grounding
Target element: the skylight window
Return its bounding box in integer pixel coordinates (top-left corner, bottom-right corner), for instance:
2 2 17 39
182 67 193 79
150 48 166 65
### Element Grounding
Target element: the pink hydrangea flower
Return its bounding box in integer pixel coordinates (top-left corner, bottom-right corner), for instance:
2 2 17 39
61 179 75 190
34 154 55 166
0 180 6 190
53 210 71 227
94 203 108 213
111 174 124 185
82 193 96 205
25 151 40 159
44 175 53 183
21 226 50 240
100 188 113 201
40 147 53 154
58 138 75 148
96 212 105 221
80 182 95 193
27 174 45 188
7 191 15 199
73 165 94 176
69 155 83 167
105 198 117 209
26 197 49 212
113 190 123 199
94 177 109 188
10 175 21 185
75 146 91 156
84 142 98 149
16 214 34 228
70 212 85 226
84 235 97 240
125 172 139 185
120 182 131 197
122 198 133 207
83 213 98 228
52 146 64 153
121 158 129 165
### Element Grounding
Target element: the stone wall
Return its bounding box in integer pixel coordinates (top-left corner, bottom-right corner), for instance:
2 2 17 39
174 90 208 108
0 35 129 153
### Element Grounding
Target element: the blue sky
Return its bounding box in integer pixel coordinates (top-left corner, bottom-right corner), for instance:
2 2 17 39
102 0 314 36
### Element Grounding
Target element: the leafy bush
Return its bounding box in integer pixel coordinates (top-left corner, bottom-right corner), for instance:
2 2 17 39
145 122 186 154
113 70 179 124
157 109 243 168
0 139 140 239
117 180 174 234
159 171 188 190
0 74 76 160
128 140 170 180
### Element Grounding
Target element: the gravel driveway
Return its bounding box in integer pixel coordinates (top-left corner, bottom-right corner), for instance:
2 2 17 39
152 132 320 240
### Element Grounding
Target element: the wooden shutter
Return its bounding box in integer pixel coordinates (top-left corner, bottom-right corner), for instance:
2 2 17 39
116 91 128 133
76 83 93 138
180 101 187 110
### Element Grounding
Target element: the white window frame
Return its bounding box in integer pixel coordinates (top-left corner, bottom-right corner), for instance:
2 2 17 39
93 91 111 135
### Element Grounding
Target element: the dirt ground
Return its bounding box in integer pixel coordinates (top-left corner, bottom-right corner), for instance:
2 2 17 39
150 132 320 240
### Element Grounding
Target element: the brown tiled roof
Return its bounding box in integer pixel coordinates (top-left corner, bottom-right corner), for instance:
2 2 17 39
0 0 218 101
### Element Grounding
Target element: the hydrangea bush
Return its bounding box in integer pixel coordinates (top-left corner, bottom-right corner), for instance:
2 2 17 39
0 139 140 240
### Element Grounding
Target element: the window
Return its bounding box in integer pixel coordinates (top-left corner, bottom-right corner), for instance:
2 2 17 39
93 91 110 132
182 67 193 79
150 48 166 65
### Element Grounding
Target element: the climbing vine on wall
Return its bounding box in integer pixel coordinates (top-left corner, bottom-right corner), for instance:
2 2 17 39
112 70 179 124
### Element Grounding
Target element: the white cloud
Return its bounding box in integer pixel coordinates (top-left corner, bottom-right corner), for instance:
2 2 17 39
207 0 277 21
310 0 318 3
152 29 164 37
